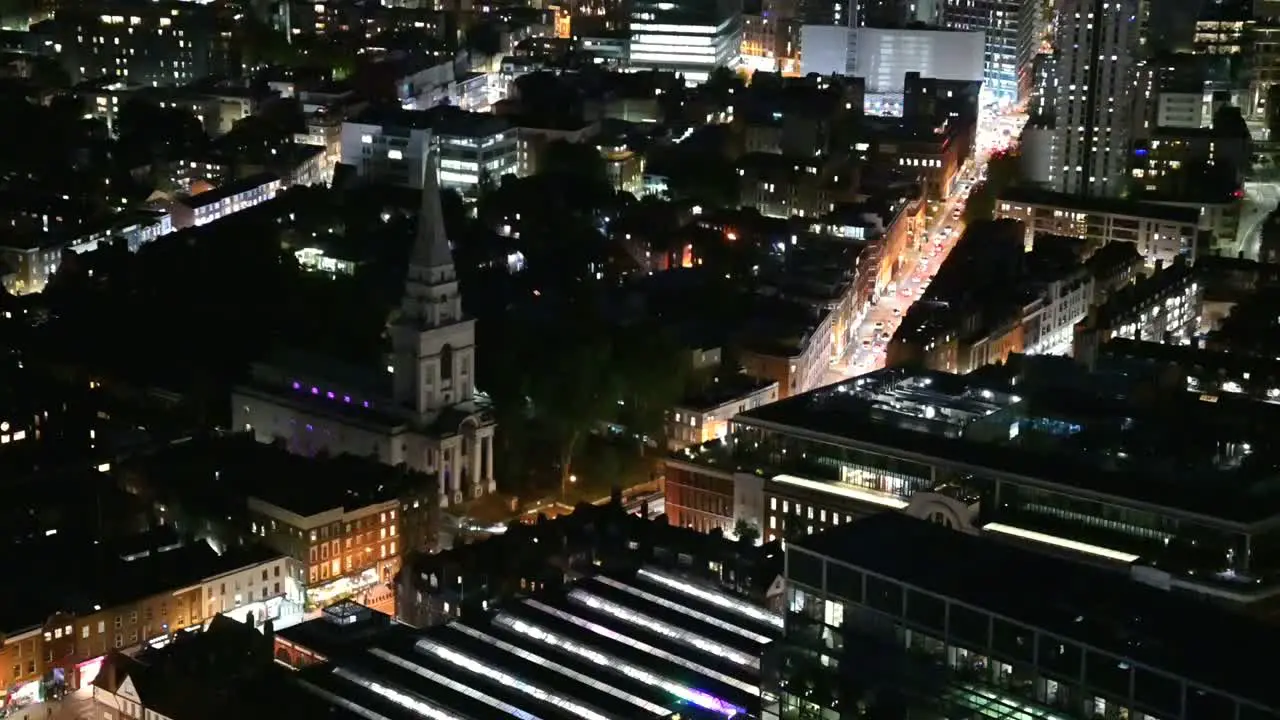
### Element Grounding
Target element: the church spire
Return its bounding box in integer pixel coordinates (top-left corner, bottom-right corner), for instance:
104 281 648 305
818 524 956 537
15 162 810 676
410 150 453 271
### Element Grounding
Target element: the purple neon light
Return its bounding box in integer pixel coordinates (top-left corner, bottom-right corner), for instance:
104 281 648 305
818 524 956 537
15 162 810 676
289 381 373 409
682 688 742 716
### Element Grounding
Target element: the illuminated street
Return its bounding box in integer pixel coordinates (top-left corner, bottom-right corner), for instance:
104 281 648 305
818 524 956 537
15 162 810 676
828 108 1027 382
7 689 94 720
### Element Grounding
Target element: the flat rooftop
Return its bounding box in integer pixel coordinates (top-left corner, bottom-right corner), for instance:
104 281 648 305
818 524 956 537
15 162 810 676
279 568 784 720
135 434 422 518
999 186 1202 226
718 365 1280 524
793 512 1280 713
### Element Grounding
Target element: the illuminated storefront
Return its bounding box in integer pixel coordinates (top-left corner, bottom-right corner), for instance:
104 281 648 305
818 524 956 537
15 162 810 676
307 567 381 609
4 679 42 708
76 656 104 689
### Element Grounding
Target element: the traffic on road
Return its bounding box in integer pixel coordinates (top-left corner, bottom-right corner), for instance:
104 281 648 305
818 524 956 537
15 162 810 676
827 107 1027 382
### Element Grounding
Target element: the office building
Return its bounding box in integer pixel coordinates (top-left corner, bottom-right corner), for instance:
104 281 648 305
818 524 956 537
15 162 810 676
776 512 1280 720
799 26 985 98
667 350 1280 608
628 0 743 84
1049 0 1140 196
941 0 1039 102
340 106 516 193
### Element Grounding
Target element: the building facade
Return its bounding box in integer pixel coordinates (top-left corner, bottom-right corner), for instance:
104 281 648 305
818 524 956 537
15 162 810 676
799 26 985 96
940 0 1038 102
628 0 743 84
995 188 1200 266
774 512 1280 720
1049 0 1139 196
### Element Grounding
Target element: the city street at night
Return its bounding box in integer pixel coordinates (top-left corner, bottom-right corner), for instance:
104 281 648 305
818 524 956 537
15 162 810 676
828 108 1027 382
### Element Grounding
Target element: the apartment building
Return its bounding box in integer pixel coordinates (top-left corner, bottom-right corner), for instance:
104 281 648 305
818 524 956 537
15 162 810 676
1049 0 1139 196
1073 256 1203 366
51 2 235 87
995 187 1201 266
0 532 291 701
668 376 779 451
247 486 402 616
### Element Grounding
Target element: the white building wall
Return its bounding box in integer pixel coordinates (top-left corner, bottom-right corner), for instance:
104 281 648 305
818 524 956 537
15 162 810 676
800 25 985 93
1156 92 1210 129
339 121 434 189
799 25 853 77
199 556 305 622
232 390 408 468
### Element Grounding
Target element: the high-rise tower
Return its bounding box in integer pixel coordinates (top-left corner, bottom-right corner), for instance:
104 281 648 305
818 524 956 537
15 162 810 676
1049 0 1139 196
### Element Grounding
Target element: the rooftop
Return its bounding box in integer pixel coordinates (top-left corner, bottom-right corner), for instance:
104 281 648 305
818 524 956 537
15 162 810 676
278 568 784 720
678 374 778 412
701 363 1280 525
133 434 426 520
793 512 1280 713
999 186 1202 226
0 527 283 635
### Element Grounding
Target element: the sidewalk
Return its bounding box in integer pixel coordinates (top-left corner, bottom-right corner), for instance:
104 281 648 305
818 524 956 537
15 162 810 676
6 688 93 720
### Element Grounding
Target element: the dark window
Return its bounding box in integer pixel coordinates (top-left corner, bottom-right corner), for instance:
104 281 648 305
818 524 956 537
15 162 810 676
904 589 945 634
440 344 453 381
991 617 1034 663
1133 666 1182 718
1085 650 1131 697
1185 688 1233 718
865 576 903 616
949 604 989 648
1037 636 1081 679
826 563 863 604
788 550 823 590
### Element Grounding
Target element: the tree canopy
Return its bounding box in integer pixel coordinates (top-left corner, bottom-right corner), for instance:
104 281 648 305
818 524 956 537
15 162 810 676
963 150 1023 223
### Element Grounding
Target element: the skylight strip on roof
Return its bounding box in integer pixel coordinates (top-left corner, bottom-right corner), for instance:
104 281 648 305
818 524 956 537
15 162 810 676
368 648 542 720
493 614 746 719
772 473 909 510
333 667 468 720
567 589 759 669
296 678 394 720
982 522 1140 563
524 599 759 696
595 576 773 644
413 637 613 720
637 568 785 629
449 622 669 716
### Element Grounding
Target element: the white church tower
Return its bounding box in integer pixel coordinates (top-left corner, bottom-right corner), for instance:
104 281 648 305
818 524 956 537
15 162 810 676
391 151 477 420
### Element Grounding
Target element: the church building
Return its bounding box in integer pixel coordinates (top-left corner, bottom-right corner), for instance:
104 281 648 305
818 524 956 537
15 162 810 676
233 154 496 508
